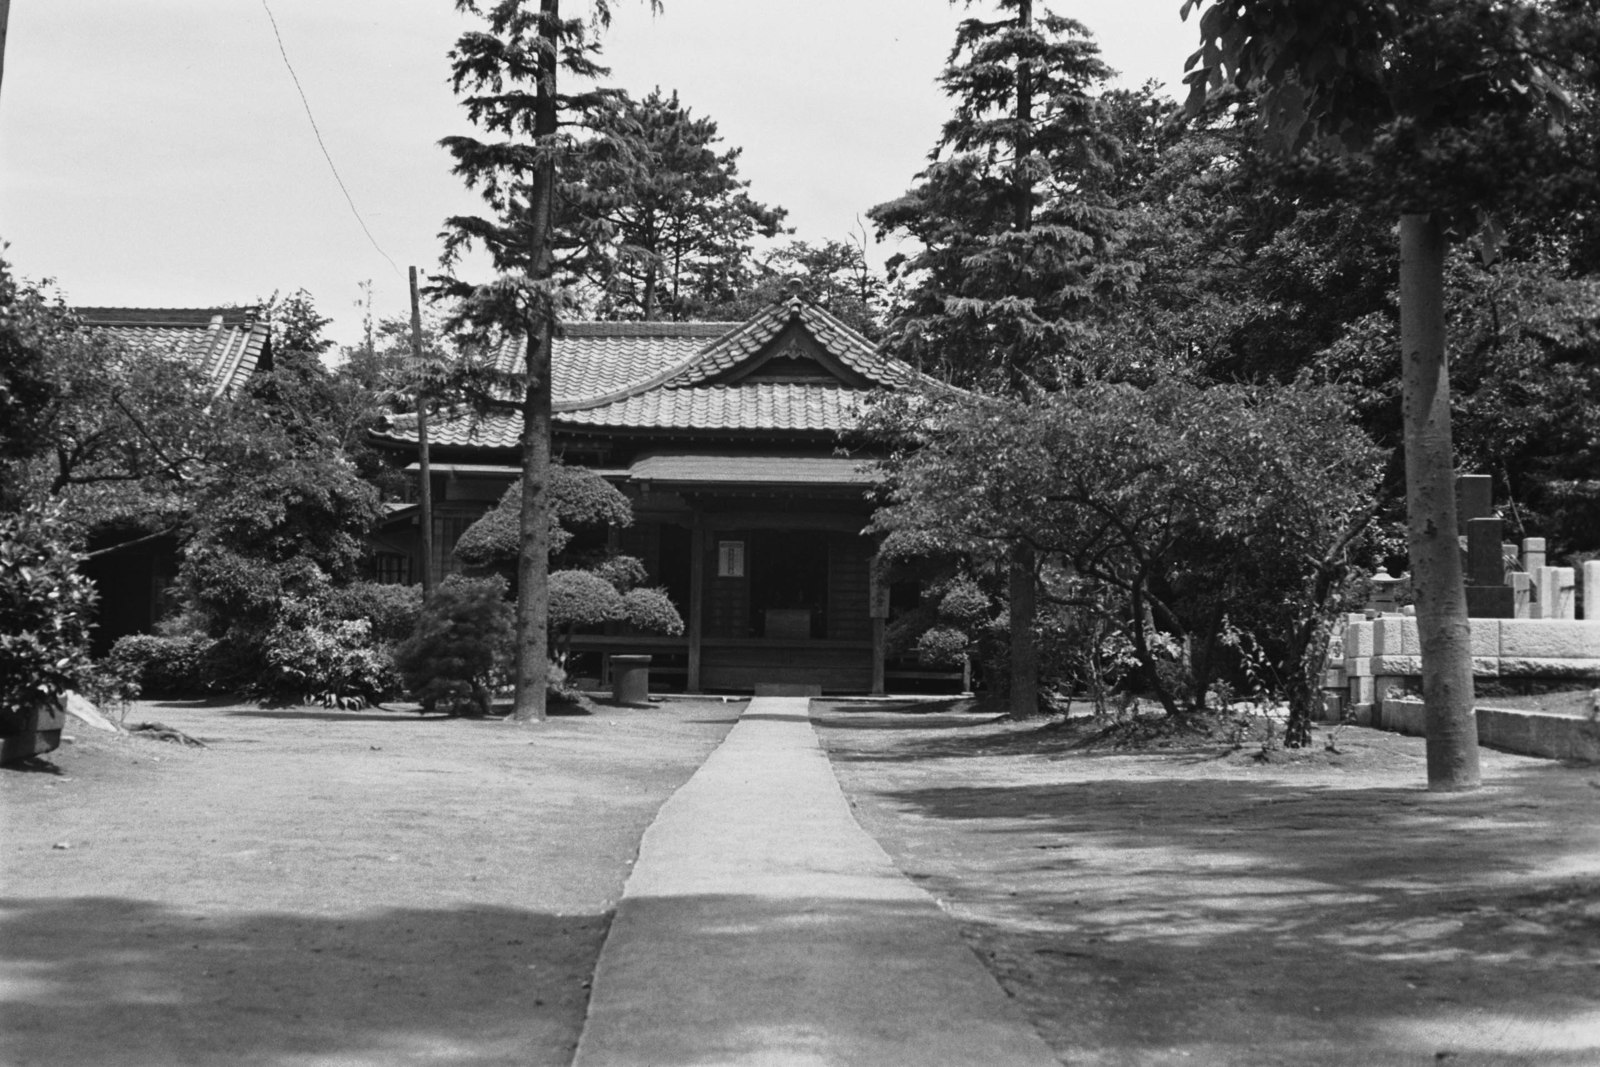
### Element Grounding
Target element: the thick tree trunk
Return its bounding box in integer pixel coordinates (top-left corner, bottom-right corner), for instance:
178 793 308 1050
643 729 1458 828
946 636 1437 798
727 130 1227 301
1399 212 1479 790
1009 541 1039 715
511 0 562 724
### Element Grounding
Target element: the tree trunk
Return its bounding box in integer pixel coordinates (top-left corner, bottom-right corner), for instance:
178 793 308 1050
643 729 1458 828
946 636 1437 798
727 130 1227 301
1004 0 1041 715
510 0 561 724
1399 211 1479 790
1009 541 1039 715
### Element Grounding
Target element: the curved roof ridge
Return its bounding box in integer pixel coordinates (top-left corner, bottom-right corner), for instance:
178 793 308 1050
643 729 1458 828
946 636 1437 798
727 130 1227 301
561 320 739 338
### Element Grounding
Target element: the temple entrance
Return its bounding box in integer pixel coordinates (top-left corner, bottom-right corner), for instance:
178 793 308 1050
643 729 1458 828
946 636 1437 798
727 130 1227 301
750 529 829 639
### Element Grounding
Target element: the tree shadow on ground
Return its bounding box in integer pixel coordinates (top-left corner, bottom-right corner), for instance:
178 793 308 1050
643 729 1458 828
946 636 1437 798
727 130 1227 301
827 721 1600 1065
812 699 1007 734
0 896 607 1067
815 707 1257 760
219 708 452 724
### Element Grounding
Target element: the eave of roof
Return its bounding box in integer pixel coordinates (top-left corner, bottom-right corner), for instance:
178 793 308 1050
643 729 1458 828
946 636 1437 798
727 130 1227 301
628 452 876 487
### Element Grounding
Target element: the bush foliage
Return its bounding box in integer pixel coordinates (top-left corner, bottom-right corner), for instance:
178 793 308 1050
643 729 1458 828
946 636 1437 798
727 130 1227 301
394 575 515 716
255 600 400 708
105 632 213 698
0 504 96 725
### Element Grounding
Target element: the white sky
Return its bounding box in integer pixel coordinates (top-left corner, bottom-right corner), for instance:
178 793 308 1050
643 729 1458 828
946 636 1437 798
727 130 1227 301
0 1 1197 349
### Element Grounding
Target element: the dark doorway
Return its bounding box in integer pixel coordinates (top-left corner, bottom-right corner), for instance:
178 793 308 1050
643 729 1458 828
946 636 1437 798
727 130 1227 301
750 530 828 638
658 523 692 622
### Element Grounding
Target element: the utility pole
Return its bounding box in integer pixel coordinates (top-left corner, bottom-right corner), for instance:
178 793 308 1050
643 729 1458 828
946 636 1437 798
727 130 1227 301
409 267 435 595
0 1 12 101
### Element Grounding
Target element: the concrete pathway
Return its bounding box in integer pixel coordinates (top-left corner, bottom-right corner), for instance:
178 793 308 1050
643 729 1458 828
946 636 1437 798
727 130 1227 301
572 697 1060 1067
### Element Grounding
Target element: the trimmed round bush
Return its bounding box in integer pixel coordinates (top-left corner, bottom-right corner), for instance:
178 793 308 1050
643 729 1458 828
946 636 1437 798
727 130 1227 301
105 633 213 698
324 581 423 644
621 587 684 636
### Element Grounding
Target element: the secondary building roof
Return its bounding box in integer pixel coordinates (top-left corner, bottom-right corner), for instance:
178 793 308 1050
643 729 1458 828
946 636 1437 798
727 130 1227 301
77 307 272 399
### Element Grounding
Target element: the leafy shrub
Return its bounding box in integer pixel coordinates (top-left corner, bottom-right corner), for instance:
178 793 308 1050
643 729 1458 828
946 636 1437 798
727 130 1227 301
548 569 626 630
323 581 423 645
621 587 684 636
0 504 96 727
255 600 400 708
916 625 970 668
394 575 514 716
105 633 214 698
453 465 634 570
938 578 991 629
591 554 649 591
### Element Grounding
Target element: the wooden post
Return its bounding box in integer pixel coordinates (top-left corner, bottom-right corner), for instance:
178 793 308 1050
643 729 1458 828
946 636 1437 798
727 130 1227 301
687 512 705 692
869 556 888 696
410 267 434 595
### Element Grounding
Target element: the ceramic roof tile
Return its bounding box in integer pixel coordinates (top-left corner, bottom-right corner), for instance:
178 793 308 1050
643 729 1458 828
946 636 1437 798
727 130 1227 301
371 382 870 447
481 322 739 405
559 383 864 432
371 294 932 448
661 295 917 390
78 307 269 397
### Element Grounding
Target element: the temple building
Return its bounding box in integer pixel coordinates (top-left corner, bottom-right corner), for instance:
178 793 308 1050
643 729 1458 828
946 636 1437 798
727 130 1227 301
370 290 943 695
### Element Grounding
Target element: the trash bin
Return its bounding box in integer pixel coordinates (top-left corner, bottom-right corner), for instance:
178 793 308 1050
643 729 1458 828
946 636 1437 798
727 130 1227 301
611 654 652 705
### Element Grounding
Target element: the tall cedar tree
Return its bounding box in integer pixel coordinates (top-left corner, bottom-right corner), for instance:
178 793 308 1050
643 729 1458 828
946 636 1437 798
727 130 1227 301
870 1 1129 715
437 0 655 722
1183 0 1600 784
569 87 788 321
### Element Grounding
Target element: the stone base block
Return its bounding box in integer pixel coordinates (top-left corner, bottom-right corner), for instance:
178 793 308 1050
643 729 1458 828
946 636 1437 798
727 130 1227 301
1381 698 1600 762
1497 620 1600 659
1467 585 1515 618
1496 657 1600 678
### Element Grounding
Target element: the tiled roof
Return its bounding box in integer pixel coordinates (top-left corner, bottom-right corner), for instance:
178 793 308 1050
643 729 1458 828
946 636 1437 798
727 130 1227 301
372 383 869 448
562 384 866 432
482 321 740 405
667 294 916 390
77 307 270 398
373 293 925 448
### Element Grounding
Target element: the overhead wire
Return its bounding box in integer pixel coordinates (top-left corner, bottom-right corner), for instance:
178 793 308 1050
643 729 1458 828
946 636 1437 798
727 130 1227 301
258 0 402 278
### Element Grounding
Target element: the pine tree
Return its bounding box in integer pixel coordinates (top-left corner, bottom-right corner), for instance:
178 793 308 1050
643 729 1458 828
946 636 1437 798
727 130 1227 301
870 1 1133 391
567 87 787 321
437 0 655 722
870 1 1132 715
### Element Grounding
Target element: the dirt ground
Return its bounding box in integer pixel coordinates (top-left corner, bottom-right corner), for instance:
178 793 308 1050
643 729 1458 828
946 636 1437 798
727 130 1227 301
10 694 1600 1067
1 695 742 1067
814 700 1600 1067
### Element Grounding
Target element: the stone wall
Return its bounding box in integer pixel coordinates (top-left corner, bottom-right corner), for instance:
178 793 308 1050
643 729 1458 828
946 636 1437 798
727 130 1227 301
1376 697 1600 762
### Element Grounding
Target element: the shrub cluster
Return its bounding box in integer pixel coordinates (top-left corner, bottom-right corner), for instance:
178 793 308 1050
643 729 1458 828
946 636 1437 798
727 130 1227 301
105 633 214 698
394 575 515 716
106 580 421 706
0 504 96 727
255 601 400 708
